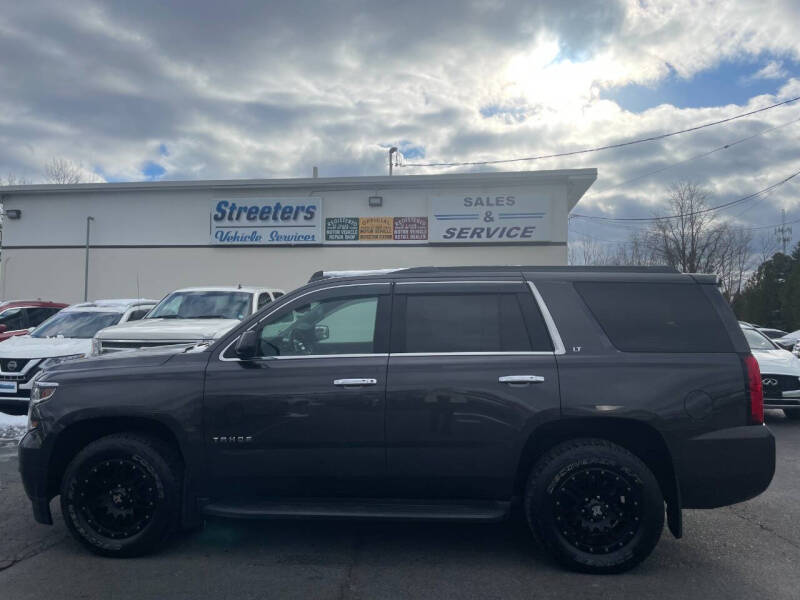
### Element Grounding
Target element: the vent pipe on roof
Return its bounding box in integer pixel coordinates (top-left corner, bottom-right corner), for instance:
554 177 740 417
312 166 318 178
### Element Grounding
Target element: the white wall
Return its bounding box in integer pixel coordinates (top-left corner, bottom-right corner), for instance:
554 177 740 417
0 245 566 303
0 170 596 301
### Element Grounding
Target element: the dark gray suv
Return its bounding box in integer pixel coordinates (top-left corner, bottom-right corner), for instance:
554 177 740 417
19 266 775 573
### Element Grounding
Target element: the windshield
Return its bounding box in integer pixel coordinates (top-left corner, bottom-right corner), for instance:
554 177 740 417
148 291 252 320
32 311 122 339
743 328 777 351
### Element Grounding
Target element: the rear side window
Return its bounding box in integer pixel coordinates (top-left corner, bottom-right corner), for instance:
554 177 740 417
396 293 550 353
574 282 733 353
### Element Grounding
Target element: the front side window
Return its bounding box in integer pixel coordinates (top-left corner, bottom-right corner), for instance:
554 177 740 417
148 291 252 320
32 311 122 339
257 293 273 310
26 307 62 327
126 308 151 322
257 295 379 356
395 293 540 353
0 308 27 331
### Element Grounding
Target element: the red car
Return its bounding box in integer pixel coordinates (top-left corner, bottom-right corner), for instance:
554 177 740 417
0 301 68 341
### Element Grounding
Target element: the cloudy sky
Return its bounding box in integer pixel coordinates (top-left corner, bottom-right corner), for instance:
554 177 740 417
1 0 799 247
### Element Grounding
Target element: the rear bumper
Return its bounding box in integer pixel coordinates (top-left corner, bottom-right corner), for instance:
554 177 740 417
676 425 775 509
18 428 53 524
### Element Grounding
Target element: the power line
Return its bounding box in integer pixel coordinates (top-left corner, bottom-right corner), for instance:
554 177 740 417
588 115 800 195
398 95 800 168
572 168 800 222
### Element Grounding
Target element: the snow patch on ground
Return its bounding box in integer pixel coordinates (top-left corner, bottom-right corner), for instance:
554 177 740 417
0 413 27 444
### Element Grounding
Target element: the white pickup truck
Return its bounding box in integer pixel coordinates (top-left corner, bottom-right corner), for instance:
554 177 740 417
93 286 284 354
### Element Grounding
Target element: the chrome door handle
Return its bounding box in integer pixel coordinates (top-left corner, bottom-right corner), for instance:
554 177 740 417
333 378 378 387
499 375 545 385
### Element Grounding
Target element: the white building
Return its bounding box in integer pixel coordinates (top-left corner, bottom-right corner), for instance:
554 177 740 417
0 169 596 302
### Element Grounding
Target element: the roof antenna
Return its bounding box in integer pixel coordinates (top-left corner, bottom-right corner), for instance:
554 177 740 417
237 283 242 289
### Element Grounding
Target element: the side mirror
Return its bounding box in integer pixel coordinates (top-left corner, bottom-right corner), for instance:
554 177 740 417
314 325 330 341
234 330 259 359
0 324 8 333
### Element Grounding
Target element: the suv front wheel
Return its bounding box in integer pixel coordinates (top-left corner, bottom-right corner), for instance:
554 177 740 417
60 433 182 557
525 438 664 574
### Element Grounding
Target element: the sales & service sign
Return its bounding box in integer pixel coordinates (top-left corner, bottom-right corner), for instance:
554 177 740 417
211 198 322 245
429 195 549 243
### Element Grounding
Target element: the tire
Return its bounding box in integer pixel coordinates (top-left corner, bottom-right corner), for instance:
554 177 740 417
60 433 182 557
784 408 800 420
524 438 664 574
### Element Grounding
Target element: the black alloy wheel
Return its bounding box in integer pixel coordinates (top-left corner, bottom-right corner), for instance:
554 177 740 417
61 433 181 557
73 457 160 540
525 438 664 574
550 465 644 555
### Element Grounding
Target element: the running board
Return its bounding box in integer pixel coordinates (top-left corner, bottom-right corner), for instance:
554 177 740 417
201 498 511 522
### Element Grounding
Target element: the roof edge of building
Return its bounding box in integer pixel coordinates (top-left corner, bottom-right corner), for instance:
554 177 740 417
0 168 597 199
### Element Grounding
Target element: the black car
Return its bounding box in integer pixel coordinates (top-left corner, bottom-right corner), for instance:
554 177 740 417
18 266 775 574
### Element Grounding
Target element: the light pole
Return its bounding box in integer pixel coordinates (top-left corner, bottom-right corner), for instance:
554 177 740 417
84 216 94 301
389 147 398 176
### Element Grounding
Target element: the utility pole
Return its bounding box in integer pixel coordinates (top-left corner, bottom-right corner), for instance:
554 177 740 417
389 147 398 176
84 216 94 301
775 208 792 254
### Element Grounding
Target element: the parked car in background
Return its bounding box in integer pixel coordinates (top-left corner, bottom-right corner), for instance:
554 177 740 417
772 330 800 352
0 299 156 415
757 327 789 340
741 324 800 420
93 286 285 354
0 300 68 341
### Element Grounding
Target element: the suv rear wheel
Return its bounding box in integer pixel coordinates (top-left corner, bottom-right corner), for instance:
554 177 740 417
60 433 181 557
524 438 664 574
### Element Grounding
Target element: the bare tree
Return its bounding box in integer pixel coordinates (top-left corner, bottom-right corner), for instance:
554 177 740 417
757 232 779 263
43 157 100 184
572 182 752 296
0 173 30 186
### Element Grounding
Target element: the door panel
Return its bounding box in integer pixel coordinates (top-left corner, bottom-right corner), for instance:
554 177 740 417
386 354 559 499
204 355 388 497
203 282 391 499
385 280 561 500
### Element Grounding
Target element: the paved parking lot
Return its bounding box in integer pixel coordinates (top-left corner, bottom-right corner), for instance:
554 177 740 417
1 411 799 600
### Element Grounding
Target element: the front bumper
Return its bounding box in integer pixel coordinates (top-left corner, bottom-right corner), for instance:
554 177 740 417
0 396 30 415
18 427 53 524
675 425 775 509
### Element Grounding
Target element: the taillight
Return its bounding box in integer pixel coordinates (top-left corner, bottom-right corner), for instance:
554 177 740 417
744 354 764 425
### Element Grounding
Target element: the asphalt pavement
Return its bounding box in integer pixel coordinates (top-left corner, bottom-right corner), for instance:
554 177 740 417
1 411 798 600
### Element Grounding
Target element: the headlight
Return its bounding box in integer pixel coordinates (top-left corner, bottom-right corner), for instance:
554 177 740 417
39 353 86 370
30 381 58 404
91 338 101 356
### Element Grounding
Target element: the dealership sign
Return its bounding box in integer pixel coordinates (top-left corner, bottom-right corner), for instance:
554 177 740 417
210 198 322 245
429 195 549 243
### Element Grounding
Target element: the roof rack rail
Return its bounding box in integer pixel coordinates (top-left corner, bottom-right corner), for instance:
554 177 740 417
308 268 407 282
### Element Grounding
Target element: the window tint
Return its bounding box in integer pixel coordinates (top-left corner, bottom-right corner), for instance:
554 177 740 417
258 295 378 356
0 308 26 331
398 293 536 353
574 282 734 353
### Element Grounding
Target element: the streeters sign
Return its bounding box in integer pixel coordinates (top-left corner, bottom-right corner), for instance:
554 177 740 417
210 198 322 245
429 195 549 243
